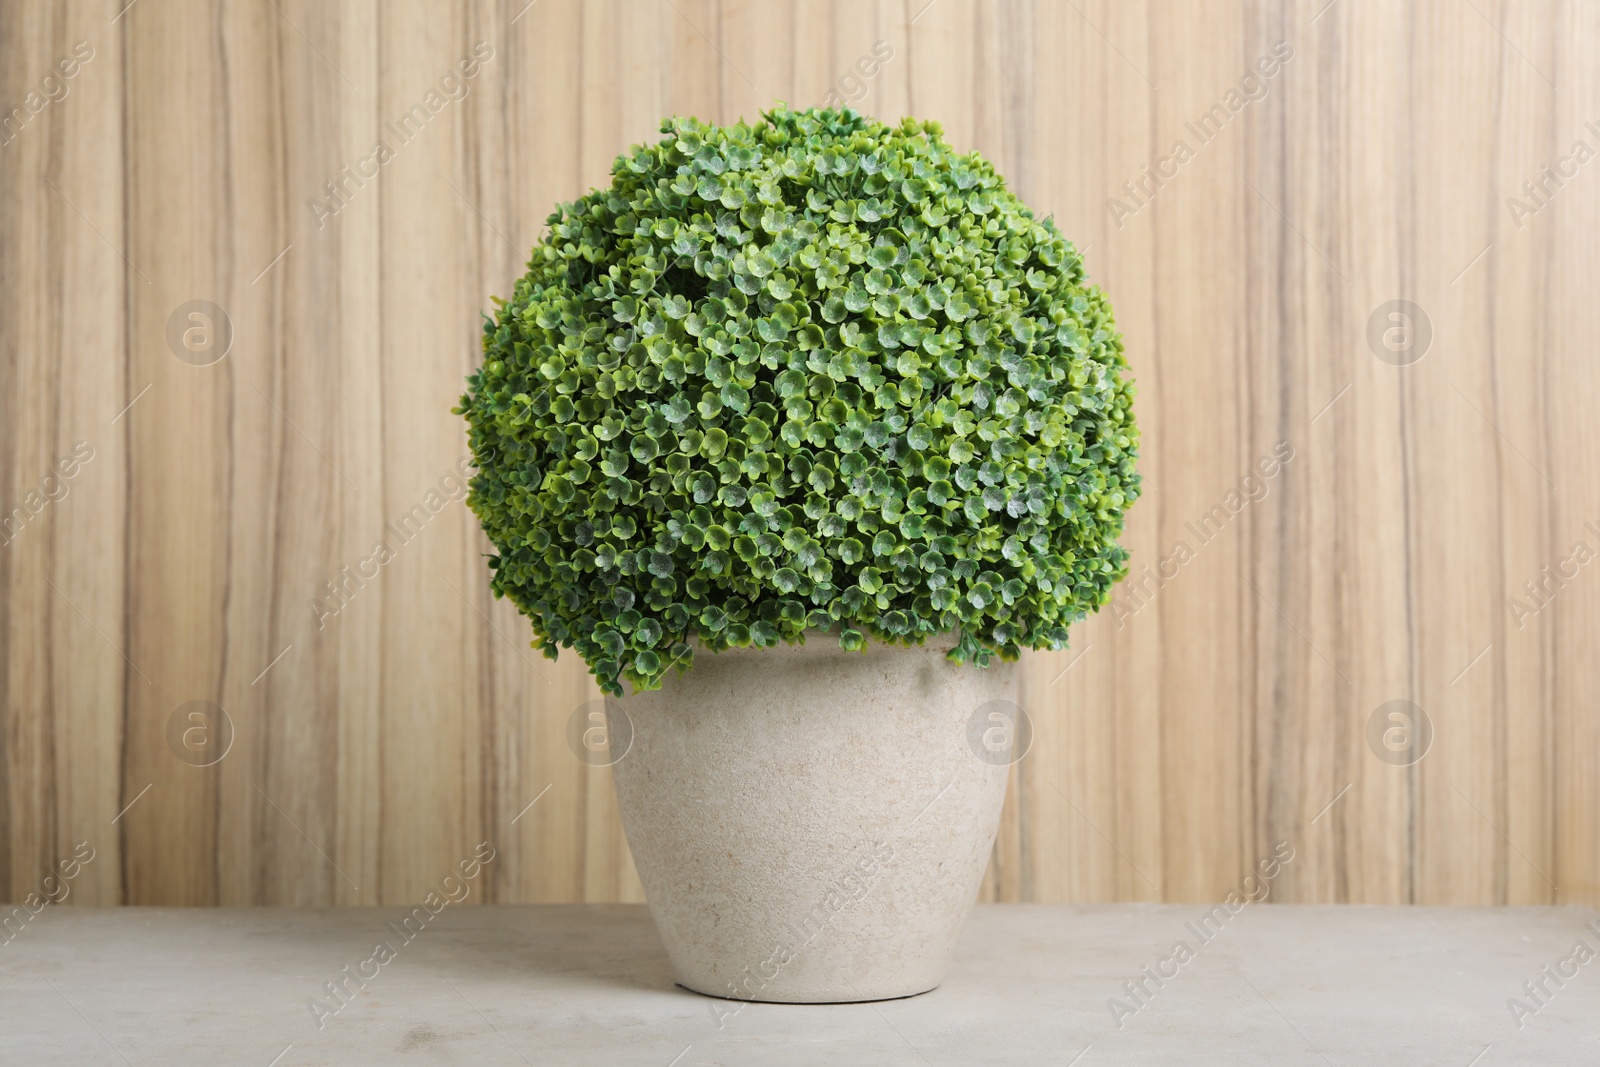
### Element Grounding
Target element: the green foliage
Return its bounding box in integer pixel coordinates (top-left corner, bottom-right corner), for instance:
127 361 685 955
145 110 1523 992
459 105 1140 696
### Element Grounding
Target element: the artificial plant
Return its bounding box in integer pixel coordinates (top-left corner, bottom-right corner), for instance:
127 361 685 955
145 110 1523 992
459 105 1139 695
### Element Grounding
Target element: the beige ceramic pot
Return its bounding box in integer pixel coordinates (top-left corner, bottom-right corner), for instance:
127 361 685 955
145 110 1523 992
610 637 1021 1003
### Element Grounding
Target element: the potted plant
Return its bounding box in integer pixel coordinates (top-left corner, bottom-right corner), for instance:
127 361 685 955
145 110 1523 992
459 106 1139 1002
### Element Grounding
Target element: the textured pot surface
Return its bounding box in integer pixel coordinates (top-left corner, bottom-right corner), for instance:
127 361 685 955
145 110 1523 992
611 638 1019 1003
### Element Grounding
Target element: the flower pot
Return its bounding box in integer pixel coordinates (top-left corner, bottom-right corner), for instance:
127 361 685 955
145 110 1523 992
610 638 1019 1003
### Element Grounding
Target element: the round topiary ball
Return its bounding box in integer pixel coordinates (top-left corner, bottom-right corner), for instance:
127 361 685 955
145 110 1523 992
459 105 1139 696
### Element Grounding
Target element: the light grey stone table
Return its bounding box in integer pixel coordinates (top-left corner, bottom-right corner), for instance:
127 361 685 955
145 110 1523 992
2 903 1597 1065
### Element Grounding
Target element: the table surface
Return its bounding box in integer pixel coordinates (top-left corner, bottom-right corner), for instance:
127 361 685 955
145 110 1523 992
2 903 1597 1065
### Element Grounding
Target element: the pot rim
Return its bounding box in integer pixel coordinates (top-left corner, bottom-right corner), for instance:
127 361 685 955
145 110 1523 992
683 627 961 659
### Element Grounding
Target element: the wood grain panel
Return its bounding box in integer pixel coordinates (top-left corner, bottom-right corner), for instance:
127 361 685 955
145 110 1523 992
1 0 1595 908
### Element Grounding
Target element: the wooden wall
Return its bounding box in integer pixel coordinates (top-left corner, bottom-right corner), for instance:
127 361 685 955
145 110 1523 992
2 0 1595 907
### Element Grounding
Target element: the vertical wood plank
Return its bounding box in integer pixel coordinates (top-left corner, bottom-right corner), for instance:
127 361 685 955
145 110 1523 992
1543 0 1599 905
2 0 129 905
120 0 236 906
